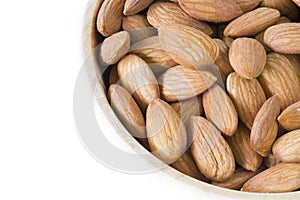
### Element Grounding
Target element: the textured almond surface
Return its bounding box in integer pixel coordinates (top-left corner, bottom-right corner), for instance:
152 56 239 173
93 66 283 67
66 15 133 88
261 0 299 21
123 0 153 15
146 99 187 164
278 101 300 131
122 15 151 31
232 0 262 12
190 116 235 182
178 0 243 23
109 65 119 85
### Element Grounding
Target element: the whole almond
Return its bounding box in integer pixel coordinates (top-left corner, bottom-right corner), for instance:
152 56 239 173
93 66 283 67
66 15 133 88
261 0 299 21
284 54 300 83
147 2 213 35
224 7 280 37
272 129 300 163
258 53 300 110
233 0 262 12
242 163 300 193
190 116 235 182
158 65 217 102
250 95 281 157
117 54 160 111
97 0 126 36
202 84 238 136
122 14 151 31
229 38 266 79
178 0 243 23
123 0 153 15
146 99 187 164
158 24 219 68
264 23 300 54
227 72 266 129
226 124 263 171
278 101 300 131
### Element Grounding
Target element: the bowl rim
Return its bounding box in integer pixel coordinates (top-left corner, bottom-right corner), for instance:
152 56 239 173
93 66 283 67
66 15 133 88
81 0 300 198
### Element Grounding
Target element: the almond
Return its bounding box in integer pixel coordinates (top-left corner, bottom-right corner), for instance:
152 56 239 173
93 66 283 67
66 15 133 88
232 0 262 12
226 124 263 171
109 65 119 85
250 95 281 157
146 99 187 164
122 14 152 31
261 0 299 21
178 0 243 23
202 84 238 136
117 54 160 111
128 27 158 45
229 38 266 79
264 23 300 54
278 101 300 131
158 65 217 102
242 163 300 193
227 72 266 129
258 53 300 110
147 2 213 35
189 116 235 182
224 7 280 37
272 129 300 163
158 24 219 68
123 0 153 15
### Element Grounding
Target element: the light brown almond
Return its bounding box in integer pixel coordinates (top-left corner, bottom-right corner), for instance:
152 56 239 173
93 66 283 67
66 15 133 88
250 95 281 157
284 54 300 84
224 7 280 37
123 0 153 15
189 116 235 182
158 65 217 102
227 72 266 129
122 14 152 31
229 38 266 79
128 27 158 45
117 54 160 111
178 0 243 23
261 0 299 21
232 0 262 12
264 23 300 54
278 101 300 131
146 99 187 164
242 163 300 193
109 65 119 85
158 24 219 68
202 85 238 136
147 2 213 35
272 129 300 163
226 124 263 171
276 16 292 24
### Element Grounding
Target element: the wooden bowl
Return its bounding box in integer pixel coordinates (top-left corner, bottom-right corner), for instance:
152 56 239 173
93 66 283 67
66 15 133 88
81 0 300 198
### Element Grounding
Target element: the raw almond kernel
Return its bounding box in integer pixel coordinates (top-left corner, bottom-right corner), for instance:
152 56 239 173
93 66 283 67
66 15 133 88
272 129 300 163
146 99 187 164
158 65 217 102
226 124 263 171
213 39 234 81
293 0 300 7
278 101 300 131
189 116 235 182
261 0 299 21
224 7 280 37
202 85 238 136
242 163 300 193
122 15 151 31
109 65 119 85
171 152 207 181
178 0 243 23
123 0 153 15
226 72 266 129
229 38 266 79
258 53 300 110
284 54 300 83
158 24 219 68
264 23 300 54
232 0 262 12
276 16 292 24
117 54 160 111
147 2 213 35
250 95 281 157
100 31 130 65
97 0 126 36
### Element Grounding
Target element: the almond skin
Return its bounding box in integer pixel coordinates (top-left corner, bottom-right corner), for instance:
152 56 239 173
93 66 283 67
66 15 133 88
232 0 262 12
261 0 299 21
202 84 238 136
158 24 219 68
278 101 300 131
264 23 300 54
123 0 153 15
146 99 187 164
178 0 243 23
272 129 300 163
158 65 217 102
189 116 235 182
227 72 266 129
122 14 152 31
250 95 281 157
147 2 213 35
109 65 119 85
224 7 280 37
226 124 263 171
117 54 160 111
229 37 266 79
242 163 300 193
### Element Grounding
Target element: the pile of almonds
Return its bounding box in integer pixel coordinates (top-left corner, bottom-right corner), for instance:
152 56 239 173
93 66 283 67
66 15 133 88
95 0 300 193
